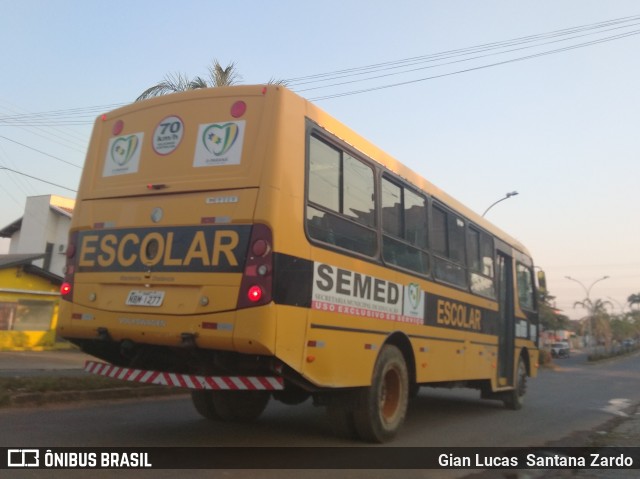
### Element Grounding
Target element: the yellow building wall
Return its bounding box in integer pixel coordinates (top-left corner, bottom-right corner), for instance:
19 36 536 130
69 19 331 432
0 266 61 350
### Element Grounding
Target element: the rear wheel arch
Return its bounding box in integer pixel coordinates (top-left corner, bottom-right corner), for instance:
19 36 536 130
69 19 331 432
383 331 417 388
519 347 531 376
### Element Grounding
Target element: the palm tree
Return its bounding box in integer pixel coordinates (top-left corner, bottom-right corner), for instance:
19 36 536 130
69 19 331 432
574 298 613 349
136 59 287 102
628 293 640 310
136 59 242 101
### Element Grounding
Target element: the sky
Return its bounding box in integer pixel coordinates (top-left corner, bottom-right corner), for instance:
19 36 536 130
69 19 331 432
0 0 639 320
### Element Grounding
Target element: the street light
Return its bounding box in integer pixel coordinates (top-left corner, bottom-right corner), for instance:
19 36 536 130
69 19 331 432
482 191 519 217
565 275 610 349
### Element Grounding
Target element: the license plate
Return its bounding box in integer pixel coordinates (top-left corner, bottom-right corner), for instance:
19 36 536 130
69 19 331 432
126 290 165 307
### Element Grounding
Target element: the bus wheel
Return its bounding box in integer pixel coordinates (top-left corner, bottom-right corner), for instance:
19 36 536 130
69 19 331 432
191 390 270 421
327 404 358 439
353 345 409 443
503 357 527 410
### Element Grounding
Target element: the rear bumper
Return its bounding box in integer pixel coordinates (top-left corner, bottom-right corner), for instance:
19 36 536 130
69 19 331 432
85 360 284 390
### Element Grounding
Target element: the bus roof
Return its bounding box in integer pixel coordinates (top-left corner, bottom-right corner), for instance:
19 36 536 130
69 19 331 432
96 85 531 259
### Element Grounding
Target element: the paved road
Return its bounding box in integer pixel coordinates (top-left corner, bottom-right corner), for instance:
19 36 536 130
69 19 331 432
1 349 639 478
0 349 90 376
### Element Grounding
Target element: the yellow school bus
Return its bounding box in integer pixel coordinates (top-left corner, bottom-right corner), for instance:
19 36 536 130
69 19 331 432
58 85 539 442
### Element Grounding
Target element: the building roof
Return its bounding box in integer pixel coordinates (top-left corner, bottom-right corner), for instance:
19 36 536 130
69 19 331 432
0 253 45 268
0 203 73 238
0 253 62 284
0 217 22 238
50 204 74 217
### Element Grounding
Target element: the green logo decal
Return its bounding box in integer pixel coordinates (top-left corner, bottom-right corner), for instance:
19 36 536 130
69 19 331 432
202 123 239 156
407 283 421 310
110 135 140 166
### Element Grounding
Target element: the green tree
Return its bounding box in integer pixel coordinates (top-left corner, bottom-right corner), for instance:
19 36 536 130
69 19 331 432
628 293 640 310
609 314 635 342
538 290 569 333
627 309 640 338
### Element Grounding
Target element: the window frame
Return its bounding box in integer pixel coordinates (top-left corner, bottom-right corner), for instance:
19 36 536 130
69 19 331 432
516 262 536 312
305 129 378 258
303 120 534 304
431 202 468 288
467 224 496 299
380 174 430 276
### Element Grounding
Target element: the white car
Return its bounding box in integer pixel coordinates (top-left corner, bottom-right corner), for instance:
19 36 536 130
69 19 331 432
550 342 570 358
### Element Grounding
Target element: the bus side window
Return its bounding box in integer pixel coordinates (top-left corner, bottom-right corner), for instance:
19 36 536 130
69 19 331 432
306 135 377 257
308 136 340 212
432 205 467 287
516 263 535 311
381 177 429 275
468 226 496 298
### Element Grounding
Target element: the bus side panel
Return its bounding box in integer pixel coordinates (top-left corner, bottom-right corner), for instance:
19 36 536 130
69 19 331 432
274 305 309 378
413 329 468 383
232 304 277 355
255 89 317 379
301 313 383 388
464 338 499 381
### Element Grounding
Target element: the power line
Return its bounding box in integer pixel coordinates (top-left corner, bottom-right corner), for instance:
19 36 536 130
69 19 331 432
288 14 640 87
307 28 640 101
0 166 77 192
302 22 640 92
0 135 82 169
0 100 95 151
0 103 125 126
0 15 637 123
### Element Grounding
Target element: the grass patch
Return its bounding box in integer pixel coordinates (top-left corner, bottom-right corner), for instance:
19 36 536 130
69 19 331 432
0 375 152 406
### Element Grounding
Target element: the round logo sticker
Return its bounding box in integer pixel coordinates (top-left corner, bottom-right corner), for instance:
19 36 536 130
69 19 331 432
153 115 184 155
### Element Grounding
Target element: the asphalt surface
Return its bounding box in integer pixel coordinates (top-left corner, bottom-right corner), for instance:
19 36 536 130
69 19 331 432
1 348 639 478
0 348 92 376
0 347 186 405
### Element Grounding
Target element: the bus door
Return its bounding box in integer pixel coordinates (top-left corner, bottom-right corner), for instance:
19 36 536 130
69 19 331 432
496 251 515 386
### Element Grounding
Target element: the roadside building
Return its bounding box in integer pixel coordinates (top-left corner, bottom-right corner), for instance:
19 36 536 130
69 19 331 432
0 255 62 349
0 195 74 350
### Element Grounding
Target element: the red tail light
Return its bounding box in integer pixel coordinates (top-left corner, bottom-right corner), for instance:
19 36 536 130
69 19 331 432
237 224 273 309
247 285 263 302
61 231 78 302
60 282 72 296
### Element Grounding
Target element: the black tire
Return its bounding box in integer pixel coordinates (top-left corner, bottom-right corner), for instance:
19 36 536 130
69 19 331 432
353 345 409 443
191 390 270 421
327 403 358 440
503 357 527 410
191 390 222 420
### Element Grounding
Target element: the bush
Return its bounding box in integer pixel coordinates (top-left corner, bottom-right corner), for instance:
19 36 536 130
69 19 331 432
588 344 639 362
538 348 553 367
